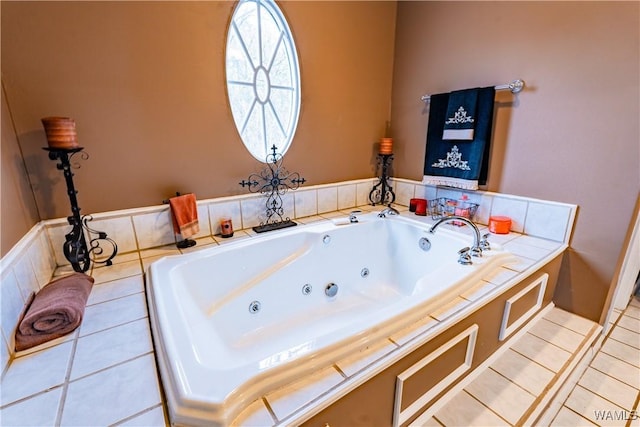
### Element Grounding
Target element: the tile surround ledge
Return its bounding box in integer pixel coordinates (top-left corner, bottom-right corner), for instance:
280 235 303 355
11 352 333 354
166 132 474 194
0 177 577 376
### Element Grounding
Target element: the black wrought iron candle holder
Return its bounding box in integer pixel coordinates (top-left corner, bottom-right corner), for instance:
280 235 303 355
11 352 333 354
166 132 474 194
369 153 396 206
44 147 118 272
240 145 306 233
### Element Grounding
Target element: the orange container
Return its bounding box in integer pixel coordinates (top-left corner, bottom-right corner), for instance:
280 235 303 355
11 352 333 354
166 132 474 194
489 216 511 234
379 137 393 155
41 117 79 149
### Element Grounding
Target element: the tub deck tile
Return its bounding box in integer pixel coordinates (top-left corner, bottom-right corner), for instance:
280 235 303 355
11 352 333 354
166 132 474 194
265 366 344 422
0 340 73 406
390 316 440 346
430 297 470 322
60 353 161 426
0 387 62 427
230 398 275 427
335 338 398 377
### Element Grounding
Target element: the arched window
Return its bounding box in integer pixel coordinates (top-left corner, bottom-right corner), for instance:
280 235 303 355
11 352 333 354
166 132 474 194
226 0 301 162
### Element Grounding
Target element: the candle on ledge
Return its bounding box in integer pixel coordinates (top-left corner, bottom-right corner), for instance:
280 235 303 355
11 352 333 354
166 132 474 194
41 117 79 150
379 137 393 155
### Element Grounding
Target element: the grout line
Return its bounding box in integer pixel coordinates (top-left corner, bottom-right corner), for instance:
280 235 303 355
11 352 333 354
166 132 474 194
85 285 145 308
262 397 279 424
541 316 590 337
333 363 348 379
487 365 538 399
510 332 572 372
460 389 512 426
430 414 446 426
54 329 80 425
556 405 598 426
528 323 602 425
77 315 149 341
598 341 640 369
108 403 164 427
573 383 629 412
67 351 155 385
627 392 640 427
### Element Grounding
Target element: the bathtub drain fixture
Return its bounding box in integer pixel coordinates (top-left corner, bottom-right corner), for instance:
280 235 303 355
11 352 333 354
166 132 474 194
302 284 312 295
419 237 431 251
248 301 261 314
361 268 370 278
322 234 331 244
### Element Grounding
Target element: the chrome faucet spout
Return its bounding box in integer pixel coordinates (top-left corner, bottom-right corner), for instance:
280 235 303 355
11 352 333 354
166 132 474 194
378 206 400 218
429 216 482 257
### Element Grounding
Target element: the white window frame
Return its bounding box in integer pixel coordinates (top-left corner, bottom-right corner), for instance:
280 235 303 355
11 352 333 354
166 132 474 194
225 0 301 162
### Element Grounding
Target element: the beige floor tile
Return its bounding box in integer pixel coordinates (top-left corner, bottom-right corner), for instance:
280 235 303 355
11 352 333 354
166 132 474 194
543 308 596 336
617 313 640 333
590 351 640 390
624 305 640 320
511 332 572 373
551 406 597 426
409 413 443 427
578 367 638 410
528 318 586 353
608 324 640 350
600 337 640 369
465 368 536 425
565 385 628 426
433 390 509 427
490 348 556 396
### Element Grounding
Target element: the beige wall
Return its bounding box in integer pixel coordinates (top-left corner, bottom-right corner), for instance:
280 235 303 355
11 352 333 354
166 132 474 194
3 1 639 323
1 84 41 256
390 1 639 321
1 1 396 221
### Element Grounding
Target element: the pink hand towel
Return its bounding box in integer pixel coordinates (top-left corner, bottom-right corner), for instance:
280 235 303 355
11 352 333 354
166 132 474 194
15 272 94 352
169 193 200 238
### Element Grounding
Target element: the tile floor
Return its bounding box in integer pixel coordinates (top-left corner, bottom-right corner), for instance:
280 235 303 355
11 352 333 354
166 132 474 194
1 207 637 427
417 296 640 427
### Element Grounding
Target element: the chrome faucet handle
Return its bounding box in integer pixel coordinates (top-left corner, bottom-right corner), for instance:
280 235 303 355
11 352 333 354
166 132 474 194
479 233 491 251
349 210 362 223
377 206 400 218
457 247 473 265
470 245 483 258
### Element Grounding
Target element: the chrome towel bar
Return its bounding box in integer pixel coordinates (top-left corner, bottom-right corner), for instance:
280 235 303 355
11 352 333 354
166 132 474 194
421 79 525 102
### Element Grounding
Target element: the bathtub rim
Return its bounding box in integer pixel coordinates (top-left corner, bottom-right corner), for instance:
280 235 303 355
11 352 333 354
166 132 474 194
146 214 518 426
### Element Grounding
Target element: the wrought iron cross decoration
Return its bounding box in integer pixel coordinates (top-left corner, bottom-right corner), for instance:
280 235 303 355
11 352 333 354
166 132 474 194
240 145 306 233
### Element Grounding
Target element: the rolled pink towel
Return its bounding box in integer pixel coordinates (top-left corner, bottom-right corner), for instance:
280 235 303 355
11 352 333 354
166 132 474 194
15 272 94 352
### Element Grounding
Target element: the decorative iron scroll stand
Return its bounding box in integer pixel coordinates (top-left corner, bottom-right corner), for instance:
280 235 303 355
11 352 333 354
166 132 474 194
161 192 197 249
240 145 306 233
369 153 396 206
44 147 118 272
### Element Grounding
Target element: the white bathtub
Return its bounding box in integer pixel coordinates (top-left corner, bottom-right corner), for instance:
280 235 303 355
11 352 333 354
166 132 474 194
146 212 515 426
